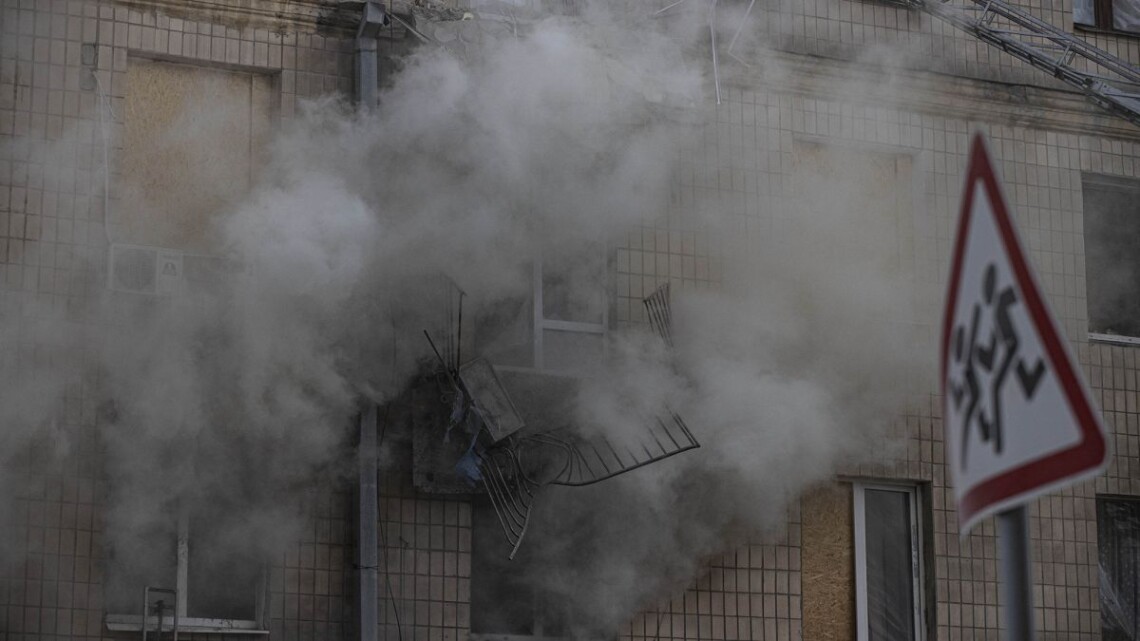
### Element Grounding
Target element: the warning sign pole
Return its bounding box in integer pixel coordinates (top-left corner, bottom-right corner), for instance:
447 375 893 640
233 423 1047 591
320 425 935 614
996 507 1035 641
943 133 1110 640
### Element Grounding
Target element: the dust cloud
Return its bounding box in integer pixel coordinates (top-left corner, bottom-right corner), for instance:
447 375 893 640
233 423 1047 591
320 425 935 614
0 0 934 631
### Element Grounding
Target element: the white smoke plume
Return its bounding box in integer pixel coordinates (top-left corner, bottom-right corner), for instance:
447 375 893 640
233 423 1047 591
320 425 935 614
0 0 935 631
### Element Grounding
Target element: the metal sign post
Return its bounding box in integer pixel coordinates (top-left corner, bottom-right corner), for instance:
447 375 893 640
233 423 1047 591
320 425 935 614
996 507 1034 641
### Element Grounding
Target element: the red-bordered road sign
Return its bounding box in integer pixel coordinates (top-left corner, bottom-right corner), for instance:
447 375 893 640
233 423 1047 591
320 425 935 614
942 133 1109 535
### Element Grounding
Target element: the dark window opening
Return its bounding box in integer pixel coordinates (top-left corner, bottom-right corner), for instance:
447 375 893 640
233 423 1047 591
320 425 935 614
187 515 260 620
470 498 569 636
1082 174 1140 338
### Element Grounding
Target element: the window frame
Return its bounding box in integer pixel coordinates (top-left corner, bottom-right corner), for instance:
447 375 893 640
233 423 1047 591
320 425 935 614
104 508 268 634
852 481 927 641
487 254 610 377
1095 493 1140 641
531 255 608 372
1081 172 1140 343
1075 0 1140 35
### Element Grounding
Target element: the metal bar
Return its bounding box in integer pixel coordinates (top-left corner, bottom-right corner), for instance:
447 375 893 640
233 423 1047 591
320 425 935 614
482 470 517 540
175 512 188 618
710 0 722 105
653 0 693 16
585 440 615 475
388 12 433 44
142 587 179 641
533 259 544 370
726 0 757 55
449 290 458 367
645 421 671 456
358 405 379 641
671 413 697 442
997 507 1036 641
540 319 607 334
961 0 1140 83
657 416 684 450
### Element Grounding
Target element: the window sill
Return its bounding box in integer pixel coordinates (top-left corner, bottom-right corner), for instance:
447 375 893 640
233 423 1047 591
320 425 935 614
471 629 597 634
105 614 267 635
1089 332 1140 346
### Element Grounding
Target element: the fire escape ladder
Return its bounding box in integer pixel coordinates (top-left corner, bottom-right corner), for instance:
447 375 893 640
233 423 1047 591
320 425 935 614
906 0 1140 127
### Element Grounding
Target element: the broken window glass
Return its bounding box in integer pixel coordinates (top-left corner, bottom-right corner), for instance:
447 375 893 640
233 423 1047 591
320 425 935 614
1099 496 1140 641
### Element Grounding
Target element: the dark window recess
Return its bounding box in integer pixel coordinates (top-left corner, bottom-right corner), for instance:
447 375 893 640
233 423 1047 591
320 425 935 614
187 516 260 620
1100 497 1140 641
864 489 917 641
1075 0 1140 33
1083 174 1140 338
105 517 179 615
471 498 568 636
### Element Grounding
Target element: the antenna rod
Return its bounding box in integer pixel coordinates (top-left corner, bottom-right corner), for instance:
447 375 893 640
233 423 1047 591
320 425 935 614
456 292 465 370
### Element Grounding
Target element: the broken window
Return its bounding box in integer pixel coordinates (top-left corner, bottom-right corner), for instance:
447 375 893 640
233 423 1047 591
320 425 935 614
853 482 927 641
415 267 698 558
105 507 264 628
1099 495 1140 641
1075 0 1140 33
1082 174 1140 339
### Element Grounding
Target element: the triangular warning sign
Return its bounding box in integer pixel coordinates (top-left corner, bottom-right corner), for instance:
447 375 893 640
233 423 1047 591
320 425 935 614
942 133 1108 535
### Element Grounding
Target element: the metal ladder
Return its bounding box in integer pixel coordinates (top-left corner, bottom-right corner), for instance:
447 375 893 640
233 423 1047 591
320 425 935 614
905 0 1140 127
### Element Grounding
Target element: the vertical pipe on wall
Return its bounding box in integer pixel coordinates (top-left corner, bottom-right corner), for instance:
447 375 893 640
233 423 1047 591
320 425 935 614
357 405 380 641
356 2 388 109
355 6 388 640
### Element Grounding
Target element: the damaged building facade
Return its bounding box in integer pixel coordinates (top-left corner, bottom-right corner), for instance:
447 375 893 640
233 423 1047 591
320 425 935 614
3 0 1140 640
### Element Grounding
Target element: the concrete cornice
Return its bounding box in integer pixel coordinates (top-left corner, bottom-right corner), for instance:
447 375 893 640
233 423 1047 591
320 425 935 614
113 0 364 33
724 49 1140 140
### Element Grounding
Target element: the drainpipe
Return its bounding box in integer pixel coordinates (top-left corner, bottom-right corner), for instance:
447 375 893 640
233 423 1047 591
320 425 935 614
355 7 387 641
357 405 379 641
356 2 388 108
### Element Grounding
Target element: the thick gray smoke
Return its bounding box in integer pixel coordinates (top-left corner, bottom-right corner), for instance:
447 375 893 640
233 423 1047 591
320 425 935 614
0 0 933 632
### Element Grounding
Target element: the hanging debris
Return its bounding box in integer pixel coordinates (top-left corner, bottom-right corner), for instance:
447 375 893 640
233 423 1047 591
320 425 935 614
412 278 697 557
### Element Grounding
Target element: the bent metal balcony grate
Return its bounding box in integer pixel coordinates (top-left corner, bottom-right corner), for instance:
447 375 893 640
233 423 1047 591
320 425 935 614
421 279 697 558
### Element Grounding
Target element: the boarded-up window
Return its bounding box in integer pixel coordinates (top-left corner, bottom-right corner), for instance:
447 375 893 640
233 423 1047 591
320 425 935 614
801 483 856 641
120 58 274 250
791 142 918 330
802 481 929 641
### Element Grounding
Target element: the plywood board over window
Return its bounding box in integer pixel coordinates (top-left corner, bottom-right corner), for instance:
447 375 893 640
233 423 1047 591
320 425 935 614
792 141 915 280
120 58 275 250
801 482 856 641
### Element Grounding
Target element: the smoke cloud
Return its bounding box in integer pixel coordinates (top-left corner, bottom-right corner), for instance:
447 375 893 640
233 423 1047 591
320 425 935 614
0 0 934 632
